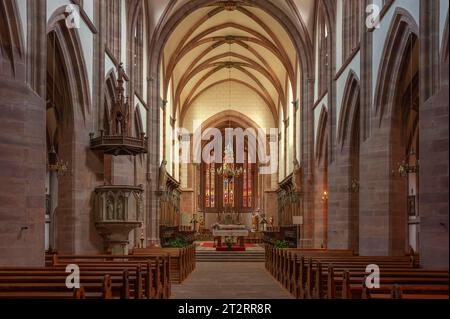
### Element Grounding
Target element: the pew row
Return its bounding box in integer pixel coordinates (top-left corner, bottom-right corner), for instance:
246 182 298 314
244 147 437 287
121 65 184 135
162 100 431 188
0 262 156 299
130 245 196 283
50 255 171 298
265 245 449 300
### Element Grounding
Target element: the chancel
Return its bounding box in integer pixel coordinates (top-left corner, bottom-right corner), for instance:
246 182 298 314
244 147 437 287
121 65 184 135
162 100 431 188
0 0 448 301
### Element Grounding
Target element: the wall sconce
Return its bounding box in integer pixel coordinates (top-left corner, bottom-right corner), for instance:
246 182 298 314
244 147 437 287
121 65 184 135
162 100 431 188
48 159 70 177
397 150 419 177
139 226 145 248
350 179 359 193
322 191 328 201
397 160 419 177
48 148 70 177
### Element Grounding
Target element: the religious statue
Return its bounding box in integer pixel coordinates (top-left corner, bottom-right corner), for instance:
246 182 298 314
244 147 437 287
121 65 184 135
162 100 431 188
135 191 144 221
106 197 114 220
292 159 303 192
269 216 274 227
158 160 168 192
251 212 259 232
116 197 124 220
140 228 145 248
199 216 205 229
350 178 359 193
190 215 198 232
259 214 268 232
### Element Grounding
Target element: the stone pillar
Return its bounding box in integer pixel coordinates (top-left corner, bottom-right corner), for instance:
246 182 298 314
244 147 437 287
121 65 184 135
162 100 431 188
49 170 58 250
327 156 352 250
0 78 46 267
358 126 391 256
419 84 449 269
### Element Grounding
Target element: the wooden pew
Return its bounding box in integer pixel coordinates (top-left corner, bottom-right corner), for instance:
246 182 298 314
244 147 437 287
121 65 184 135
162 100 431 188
0 271 117 299
131 245 196 283
2 251 175 300
299 257 417 299
265 245 448 300
295 258 447 300
50 255 170 299
380 284 449 299
266 246 354 294
340 269 449 299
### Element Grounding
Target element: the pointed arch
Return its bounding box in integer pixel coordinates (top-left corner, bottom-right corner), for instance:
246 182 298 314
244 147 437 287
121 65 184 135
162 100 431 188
105 70 118 109
135 104 144 137
180 78 278 125
104 70 118 133
374 8 419 125
316 106 328 163
442 12 449 61
47 7 91 123
441 11 449 83
192 110 263 159
338 71 360 148
129 0 146 97
0 0 25 78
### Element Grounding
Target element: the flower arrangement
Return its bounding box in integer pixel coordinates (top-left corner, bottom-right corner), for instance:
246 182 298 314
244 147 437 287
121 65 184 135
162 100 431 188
168 238 188 248
224 237 234 251
275 240 289 249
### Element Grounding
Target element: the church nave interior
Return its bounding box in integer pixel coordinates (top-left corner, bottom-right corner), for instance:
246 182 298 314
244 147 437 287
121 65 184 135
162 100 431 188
0 0 448 302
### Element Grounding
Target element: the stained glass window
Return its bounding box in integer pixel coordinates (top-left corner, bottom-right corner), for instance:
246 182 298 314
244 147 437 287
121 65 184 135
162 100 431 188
243 151 252 208
202 135 256 211
223 164 235 207
205 152 216 208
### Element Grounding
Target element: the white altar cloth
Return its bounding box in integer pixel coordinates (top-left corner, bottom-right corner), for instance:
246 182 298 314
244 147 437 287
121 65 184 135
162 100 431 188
212 229 249 237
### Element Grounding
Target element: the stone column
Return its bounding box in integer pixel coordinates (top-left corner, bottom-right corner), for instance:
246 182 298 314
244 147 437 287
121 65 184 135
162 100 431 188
0 79 46 267
419 84 449 269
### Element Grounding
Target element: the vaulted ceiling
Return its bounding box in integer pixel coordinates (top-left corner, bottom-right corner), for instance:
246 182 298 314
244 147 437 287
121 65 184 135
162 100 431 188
160 1 316 127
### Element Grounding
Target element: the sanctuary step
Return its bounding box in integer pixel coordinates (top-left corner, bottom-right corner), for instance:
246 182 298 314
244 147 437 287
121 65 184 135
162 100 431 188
196 251 265 263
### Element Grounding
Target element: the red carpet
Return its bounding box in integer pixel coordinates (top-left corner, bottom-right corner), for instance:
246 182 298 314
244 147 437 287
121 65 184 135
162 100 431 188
216 246 246 252
200 242 255 248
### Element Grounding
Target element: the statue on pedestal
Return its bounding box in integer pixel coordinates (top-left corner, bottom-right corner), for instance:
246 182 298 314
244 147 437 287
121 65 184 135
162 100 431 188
260 214 268 232
158 160 168 192
293 159 303 192
252 212 259 232
190 214 199 232
116 197 124 220
106 197 114 220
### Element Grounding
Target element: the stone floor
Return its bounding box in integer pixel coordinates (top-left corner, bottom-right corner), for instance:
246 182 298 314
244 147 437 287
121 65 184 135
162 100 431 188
171 262 293 299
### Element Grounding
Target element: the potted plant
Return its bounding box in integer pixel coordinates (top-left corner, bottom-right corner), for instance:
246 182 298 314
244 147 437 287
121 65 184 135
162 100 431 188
168 238 187 248
275 240 289 249
225 237 234 251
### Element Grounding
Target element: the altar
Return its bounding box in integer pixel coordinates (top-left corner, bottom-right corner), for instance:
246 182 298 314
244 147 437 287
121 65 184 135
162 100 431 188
212 224 249 248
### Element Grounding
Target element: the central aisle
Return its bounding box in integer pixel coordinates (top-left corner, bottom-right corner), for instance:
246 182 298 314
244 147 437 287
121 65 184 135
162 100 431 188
171 262 293 299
